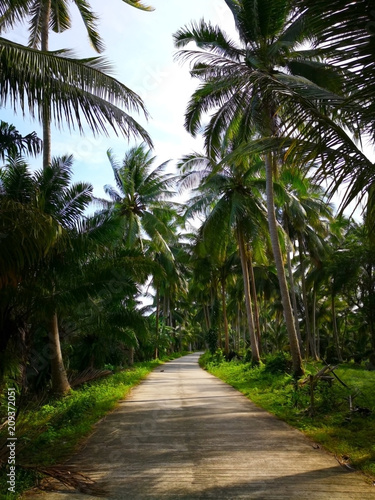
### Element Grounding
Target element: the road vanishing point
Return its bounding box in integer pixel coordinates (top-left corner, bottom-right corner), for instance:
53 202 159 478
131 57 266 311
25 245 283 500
25 352 375 499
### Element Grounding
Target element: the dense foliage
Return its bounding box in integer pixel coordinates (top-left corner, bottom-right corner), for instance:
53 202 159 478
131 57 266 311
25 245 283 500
0 0 373 394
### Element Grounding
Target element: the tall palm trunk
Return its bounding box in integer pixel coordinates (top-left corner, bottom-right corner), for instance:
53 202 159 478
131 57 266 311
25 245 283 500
247 246 261 351
41 0 52 169
237 226 260 363
155 285 160 359
41 0 71 392
221 280 230 355
331 291 343 362
285 231 304 354
265 152 304 376
297 235 318 360
312 286 320 359
236 304 241 350
49 312 71 394
40 0 69 396
203 304 211 330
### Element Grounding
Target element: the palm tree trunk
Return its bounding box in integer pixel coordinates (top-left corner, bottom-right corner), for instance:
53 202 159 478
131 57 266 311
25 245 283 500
298 235 318 360
260 294 266 353
221 280 229 355
331 291 343 362
236 304 241 350
237 226 260 363
312 287 319 359
247 246 262 352
265 152 304 376
163 294 167 325
41 0 52 169
285 236 304 355
155 286 160 359
203 304 211 330
49 312 71 394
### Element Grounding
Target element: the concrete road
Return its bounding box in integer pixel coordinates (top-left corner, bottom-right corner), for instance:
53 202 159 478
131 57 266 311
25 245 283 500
24 352 375 499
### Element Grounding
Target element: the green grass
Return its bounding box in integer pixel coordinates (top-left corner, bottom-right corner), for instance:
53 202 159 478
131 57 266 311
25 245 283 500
200 351 375 479
0 353 188 499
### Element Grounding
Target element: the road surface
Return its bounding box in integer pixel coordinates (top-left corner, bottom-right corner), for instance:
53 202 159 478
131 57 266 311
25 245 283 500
24 352 375 499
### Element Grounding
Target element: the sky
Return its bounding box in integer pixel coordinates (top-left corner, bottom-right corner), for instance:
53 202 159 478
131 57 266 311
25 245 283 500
1 0 236 199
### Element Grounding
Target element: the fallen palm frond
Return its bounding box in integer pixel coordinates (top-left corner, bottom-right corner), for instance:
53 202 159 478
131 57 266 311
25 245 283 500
68 368 112 388
26 465 108 496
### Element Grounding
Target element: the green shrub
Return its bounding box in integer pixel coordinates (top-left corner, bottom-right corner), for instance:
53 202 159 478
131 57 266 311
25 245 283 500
264 352 292 374
243 349 252 363
205 328 218 354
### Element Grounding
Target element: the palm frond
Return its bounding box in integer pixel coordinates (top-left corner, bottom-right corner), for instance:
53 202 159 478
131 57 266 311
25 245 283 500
57 182 93 228
27 0 42 49
0 120 42 159
121 0 154 12
103 184 122 202
0 152 34 202
72 0 104 53
174 20 242 61
0 0 30 32
50 0 71 34
0 37 152 145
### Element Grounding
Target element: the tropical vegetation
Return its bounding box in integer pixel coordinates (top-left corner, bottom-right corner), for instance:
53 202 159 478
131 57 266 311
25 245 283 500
1 0 375 495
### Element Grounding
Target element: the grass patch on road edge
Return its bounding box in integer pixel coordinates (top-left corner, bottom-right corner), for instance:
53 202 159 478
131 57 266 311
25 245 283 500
200 351 375 481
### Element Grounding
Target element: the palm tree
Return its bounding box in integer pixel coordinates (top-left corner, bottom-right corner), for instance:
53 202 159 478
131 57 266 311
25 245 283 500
148 217 188 358
104 144 181 358
282 0 375 213
32 155 97 393
173 0 347 375
193 234 238 356
277 166 333 359
0 1 152 168
0 121 42 159
0 154 59 290
186 243 219 337
179 144 270 363
1 153 109 393
104 144 176 253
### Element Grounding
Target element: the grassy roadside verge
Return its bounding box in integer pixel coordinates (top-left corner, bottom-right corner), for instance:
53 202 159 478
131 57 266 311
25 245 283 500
199 351 375 479
0 352 188 499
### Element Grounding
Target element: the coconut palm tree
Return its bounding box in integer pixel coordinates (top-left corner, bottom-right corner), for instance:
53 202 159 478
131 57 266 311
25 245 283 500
104 144 182 357
30 155 97 393
1 154 112 393
0 121 42 159
277 166 333 359
194 234 238 356
0 1 152 168
104 144 176 253
283 0 375 212
173 0 347 375
179 144 271 363
148 217 188 358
